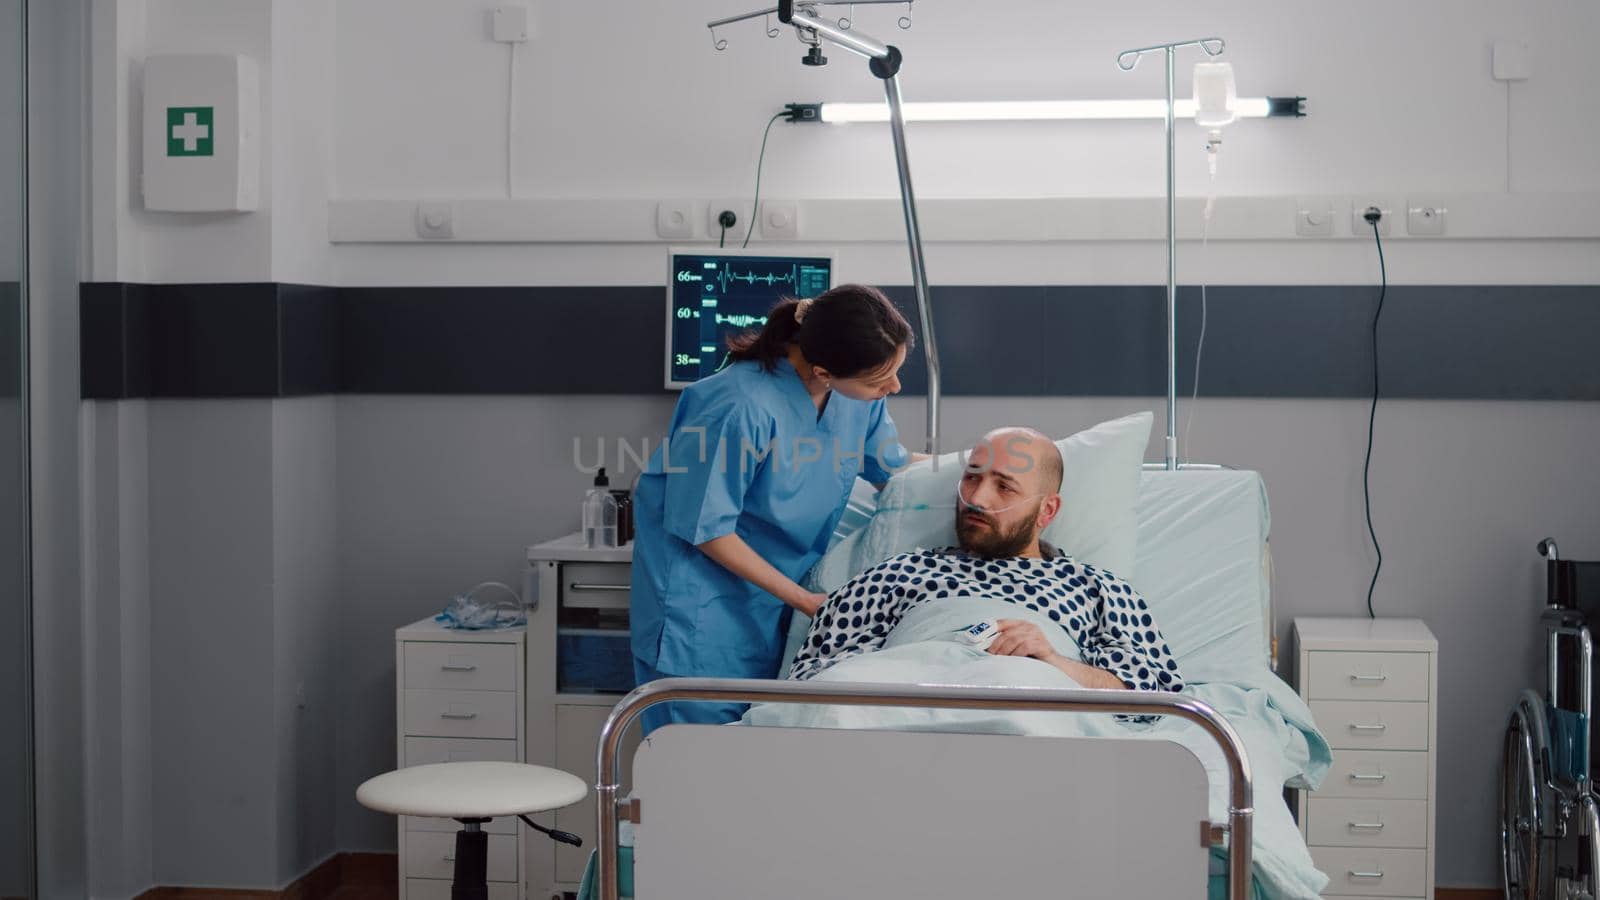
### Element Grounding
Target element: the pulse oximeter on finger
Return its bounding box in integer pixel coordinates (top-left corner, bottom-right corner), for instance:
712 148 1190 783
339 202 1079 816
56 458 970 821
958 619 1000 650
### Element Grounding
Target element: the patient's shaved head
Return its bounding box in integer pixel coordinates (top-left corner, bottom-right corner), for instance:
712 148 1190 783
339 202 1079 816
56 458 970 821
956 427 1064 559
978 427 1063 495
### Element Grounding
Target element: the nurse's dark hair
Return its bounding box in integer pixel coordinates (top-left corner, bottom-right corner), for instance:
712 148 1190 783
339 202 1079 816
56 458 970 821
725 283 914 377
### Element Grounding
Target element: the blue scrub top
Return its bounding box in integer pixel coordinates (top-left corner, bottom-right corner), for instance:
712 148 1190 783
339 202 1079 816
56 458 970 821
630 358 909 677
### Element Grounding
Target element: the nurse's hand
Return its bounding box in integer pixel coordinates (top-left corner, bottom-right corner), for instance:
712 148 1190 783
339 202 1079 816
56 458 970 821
795 591 829 618
697 533 830 619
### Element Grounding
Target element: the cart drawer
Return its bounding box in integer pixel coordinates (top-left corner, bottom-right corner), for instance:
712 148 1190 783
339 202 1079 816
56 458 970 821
561 563 632 609
403 689 518 739
404 642 519 692
402 736 519 766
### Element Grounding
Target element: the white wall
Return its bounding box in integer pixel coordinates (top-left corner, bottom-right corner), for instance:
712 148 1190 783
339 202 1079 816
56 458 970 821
116 398 342 892
88 0 146 284
337 0 1600 199
146 401 279 888
0 391 29 900
101 0 334 285
76 2 342 891
81 8 162 896
0 3 30 898
0 0 21 283
137 0 273 283
83 401 154 900
322 0 1600 287
108 0 1600 287
29 0 90 897
269 398 339 885
267 0 332 284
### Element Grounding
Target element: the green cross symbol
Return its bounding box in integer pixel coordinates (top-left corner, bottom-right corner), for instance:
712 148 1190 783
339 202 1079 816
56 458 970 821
167 107 214 157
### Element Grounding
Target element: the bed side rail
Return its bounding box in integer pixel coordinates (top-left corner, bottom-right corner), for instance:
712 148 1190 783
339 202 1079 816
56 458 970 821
595 678 1254 900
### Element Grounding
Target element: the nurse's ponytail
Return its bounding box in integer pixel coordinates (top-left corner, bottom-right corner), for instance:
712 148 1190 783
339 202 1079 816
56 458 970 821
725 284 913 377
725 298 805 369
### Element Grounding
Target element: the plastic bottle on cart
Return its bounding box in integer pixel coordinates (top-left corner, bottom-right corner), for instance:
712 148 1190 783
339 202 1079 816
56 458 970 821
583 468 620 548
609 489 633 545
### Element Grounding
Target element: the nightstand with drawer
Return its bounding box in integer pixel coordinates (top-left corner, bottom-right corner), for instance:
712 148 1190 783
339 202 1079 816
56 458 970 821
1293 617 1437 900
395 619 527 900
527 534 643 900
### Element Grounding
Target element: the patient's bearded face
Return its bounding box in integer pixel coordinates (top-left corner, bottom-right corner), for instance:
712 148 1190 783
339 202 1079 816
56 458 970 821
955 500 1041 559
954 441 1045 559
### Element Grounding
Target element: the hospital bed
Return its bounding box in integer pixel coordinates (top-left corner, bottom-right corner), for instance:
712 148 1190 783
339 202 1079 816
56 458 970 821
585 463 1331 900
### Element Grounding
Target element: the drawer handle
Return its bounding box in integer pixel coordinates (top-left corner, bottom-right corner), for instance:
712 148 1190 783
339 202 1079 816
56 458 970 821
570 582 629 592
440 664 479 672
1348 772 1388 782
1348 870 1384 879
441 712 479 720
1349 723 1388 732
1348 821 1385 830
443 854 455 862
1349 673 1388 682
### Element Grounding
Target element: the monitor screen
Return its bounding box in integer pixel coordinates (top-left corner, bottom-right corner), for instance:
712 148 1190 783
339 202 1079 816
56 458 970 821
665 249 834 388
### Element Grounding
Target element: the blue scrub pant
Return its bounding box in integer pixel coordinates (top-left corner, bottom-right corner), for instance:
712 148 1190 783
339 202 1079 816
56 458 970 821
631 656 749 737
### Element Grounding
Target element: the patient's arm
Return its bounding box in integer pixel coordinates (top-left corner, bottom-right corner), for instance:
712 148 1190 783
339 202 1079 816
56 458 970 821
1048 658 1130 690
988 620 1128 689
1079 570 1185 693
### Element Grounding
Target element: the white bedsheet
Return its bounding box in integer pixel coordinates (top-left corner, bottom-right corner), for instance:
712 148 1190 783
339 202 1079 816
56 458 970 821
746 598 1331 900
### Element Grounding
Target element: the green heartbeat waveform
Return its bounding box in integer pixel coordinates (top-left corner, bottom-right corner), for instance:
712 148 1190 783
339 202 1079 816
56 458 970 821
720 267 797 291
714 313 767 327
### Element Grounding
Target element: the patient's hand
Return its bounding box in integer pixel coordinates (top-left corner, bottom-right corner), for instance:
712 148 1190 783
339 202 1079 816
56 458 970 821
988 619 1127 689
986 620 1060 662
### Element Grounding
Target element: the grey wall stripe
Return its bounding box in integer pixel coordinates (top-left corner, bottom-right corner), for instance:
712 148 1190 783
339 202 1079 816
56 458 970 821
1171 285 1600 400
339 286 664 395
80 282 1600 401
81 282 340 398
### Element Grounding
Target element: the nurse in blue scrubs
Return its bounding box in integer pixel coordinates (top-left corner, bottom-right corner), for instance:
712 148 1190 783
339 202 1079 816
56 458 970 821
630 284 919 734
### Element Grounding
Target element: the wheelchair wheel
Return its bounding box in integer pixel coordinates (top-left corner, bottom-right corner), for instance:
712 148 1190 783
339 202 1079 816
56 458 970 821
1503 700 1553 899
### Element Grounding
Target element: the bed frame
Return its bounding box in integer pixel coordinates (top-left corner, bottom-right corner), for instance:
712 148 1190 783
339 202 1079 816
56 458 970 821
594 678 1255 900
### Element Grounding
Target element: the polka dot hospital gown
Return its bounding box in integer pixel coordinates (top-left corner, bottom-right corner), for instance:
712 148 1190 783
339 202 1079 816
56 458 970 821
789 547 1185 693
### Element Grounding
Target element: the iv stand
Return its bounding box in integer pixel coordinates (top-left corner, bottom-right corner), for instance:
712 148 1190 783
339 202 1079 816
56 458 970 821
712 0 941 456
1116 38 1225 472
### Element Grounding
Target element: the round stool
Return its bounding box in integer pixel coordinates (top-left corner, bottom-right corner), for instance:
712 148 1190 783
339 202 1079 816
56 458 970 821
357 761 588 900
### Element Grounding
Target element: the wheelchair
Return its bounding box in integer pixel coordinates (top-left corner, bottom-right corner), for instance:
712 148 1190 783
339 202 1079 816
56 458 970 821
1502 538 1600 899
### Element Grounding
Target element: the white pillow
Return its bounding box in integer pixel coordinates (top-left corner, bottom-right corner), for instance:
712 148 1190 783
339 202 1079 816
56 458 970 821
808 411 1153 592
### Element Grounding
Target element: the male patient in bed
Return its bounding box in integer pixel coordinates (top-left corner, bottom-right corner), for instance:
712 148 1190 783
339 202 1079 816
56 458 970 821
789 427 1184 693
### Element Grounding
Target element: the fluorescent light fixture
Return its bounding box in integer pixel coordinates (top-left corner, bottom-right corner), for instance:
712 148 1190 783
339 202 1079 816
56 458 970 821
815 96 1295 124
